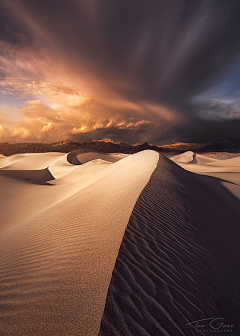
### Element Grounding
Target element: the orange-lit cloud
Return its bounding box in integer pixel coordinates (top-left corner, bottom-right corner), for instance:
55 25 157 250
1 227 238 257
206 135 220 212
0 91 182 143
0 37 183 143
2 0 240 144
41 122 54 133
0 2 186 144
0 78 81 99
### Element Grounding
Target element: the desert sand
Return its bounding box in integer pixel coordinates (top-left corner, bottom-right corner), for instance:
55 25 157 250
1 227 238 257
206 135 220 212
0 149 240 335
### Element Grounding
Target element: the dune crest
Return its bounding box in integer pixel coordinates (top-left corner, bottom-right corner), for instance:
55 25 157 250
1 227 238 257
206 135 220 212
0 150 158 336
0 152 65 170
99 154 240 336
0 150 129 233
171 151 240 173
1 149 240 335
171 151 220 164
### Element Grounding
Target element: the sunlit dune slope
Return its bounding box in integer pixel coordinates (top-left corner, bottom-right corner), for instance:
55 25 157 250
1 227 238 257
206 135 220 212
0 152 112 233
1 149 240 336
0 150 158 336
0 152 65 170
171 151 220 164
0 150 134 233
171 151 240 208
171 151 240 173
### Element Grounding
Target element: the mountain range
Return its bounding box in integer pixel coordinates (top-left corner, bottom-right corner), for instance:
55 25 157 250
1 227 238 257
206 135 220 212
1 138 240 156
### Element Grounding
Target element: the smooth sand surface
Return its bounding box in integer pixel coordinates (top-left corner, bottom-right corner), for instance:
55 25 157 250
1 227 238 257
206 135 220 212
171 151 240 172
1 149 240 335
99 154 240 336
171 151 220 164
171 151 240 203
76 152 128 164
0 156 112 233
0 152 65 170
0 150 158 336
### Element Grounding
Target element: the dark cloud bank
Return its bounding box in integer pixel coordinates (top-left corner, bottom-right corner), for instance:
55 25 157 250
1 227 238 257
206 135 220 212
1 0 240 143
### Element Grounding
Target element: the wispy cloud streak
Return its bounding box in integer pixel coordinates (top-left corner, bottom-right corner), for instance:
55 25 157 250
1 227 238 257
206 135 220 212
1 0 240 143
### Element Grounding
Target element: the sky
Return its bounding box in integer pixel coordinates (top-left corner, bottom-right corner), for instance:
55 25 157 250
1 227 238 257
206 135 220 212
1 0 240 144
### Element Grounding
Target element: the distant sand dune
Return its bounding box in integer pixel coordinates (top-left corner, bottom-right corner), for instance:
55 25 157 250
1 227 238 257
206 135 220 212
171 151 240 172
99 155 240 336
171 151 220 164
67 149 128 165
0 152 64 170
76 152 126 164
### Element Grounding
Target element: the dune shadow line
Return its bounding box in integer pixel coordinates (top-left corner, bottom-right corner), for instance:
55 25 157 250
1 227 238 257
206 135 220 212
99 154 240 336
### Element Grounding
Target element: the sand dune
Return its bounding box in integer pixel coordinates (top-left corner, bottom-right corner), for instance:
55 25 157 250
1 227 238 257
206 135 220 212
66 149 129 165
170 150 197 163
0 152 64 170
0 153 121 233
171 151 240 173
0 150 158 336
0 160 112 234
171 151 220 164
0 167 55 182
0 149 240 335
76 152 128 164
204 155 240 166
99 154 240 336
48 150 128 180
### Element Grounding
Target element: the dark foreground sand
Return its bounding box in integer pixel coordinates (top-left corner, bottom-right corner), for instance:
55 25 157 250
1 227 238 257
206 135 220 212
99 154 240 336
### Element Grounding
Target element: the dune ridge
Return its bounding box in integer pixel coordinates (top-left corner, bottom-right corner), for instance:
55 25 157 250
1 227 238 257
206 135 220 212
0 155 110 233
171 151 220 165
0 150 128 233
0 150 158 336
99 154 240 336
1 149 240 335
0 152 65 170
171 151 240 173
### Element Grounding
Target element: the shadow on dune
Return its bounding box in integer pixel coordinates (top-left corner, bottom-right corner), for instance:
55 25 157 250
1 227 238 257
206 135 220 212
67 149 94 165
67 149 121 166
188 152 198 164
99 154 240 336
0 167 55 184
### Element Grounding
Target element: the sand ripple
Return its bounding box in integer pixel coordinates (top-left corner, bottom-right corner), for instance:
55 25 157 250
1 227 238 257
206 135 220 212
99 155 240 336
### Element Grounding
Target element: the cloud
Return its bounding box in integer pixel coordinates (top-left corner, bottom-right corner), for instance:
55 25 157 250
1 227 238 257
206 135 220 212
1 0 240 143
41 122 53 133
69 119 152 134
0 78 81 99
0 95 181 143
195 99 240 120
0 40 51 80
0 104 22 127
0 125 14 143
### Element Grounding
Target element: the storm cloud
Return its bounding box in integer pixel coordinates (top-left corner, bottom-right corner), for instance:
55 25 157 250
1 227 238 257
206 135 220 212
1 0 240 143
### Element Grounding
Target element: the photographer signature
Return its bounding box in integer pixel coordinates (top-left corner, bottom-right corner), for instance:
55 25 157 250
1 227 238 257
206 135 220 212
186 317 235 331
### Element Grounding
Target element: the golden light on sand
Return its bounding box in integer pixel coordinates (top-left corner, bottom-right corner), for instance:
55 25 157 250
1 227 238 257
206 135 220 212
1 1 240 334
0 149 240 334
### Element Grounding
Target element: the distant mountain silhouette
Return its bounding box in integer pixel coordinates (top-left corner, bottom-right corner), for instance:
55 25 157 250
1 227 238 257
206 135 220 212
1 138 240 156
